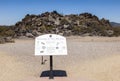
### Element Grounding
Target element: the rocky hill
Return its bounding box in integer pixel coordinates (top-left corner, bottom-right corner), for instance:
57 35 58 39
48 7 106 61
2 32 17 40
13 11 116 38
1 11 120 40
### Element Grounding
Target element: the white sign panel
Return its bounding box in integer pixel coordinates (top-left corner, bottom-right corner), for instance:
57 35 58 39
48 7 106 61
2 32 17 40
35 34 67 56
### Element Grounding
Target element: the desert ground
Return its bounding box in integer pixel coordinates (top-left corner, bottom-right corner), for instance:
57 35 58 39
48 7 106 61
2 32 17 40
0 36 120 81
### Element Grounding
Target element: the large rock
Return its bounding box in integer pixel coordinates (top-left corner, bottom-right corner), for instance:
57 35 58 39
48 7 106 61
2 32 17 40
106 30 114 36
26 33 34 38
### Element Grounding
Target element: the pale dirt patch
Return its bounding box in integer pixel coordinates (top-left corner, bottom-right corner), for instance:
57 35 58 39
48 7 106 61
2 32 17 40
0 52 33 81
66 54 120 81
0 37 120 81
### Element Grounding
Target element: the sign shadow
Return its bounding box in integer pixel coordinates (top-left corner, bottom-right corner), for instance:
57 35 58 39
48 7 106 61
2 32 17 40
40 70 67 77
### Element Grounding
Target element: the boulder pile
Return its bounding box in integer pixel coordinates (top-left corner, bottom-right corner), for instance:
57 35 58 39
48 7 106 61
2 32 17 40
13 11 113 38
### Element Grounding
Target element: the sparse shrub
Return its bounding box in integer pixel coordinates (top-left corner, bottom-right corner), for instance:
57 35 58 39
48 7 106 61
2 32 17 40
112 27 120 36
4 29 15 37
0 26 15 37
72 26 81 35
60 19 69 25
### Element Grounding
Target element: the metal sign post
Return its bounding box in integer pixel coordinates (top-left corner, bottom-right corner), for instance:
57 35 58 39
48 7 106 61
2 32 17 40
41 56 44 64
49 55 53 79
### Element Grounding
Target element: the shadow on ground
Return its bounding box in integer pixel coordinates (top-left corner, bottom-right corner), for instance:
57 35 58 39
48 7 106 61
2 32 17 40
40 70 67 77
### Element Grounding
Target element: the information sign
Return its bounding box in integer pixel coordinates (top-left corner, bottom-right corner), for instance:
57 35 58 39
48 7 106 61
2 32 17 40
35 34 67 55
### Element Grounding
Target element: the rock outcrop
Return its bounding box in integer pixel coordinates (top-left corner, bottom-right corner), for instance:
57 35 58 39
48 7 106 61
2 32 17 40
13 11 113 38
1 11 120 40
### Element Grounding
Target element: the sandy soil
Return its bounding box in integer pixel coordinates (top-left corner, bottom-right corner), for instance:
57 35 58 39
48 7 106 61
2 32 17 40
0 36 120 81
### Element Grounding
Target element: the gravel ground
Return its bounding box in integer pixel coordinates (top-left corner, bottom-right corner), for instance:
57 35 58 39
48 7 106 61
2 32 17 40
0 37 120 81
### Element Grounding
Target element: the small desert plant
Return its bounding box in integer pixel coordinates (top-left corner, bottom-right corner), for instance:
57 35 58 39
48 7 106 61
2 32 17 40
112 27 120 36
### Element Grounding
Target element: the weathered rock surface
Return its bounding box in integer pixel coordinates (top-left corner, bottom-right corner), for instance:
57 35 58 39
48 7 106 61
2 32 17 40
13 11 114 38
1 11 120 39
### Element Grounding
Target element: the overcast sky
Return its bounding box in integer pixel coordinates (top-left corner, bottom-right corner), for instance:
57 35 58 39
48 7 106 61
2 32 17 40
0 0 120 25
